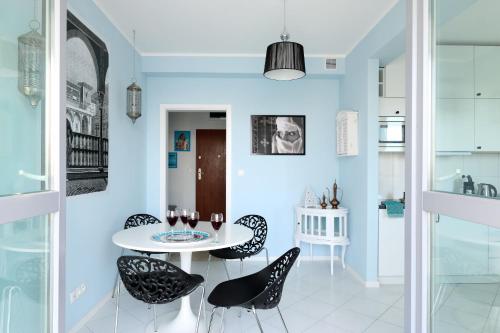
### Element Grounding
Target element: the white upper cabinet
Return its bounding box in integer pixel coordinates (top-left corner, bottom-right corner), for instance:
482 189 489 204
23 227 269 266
435 99 475 152
384 54 405 98
475 99 500 152
475 46 500 98
436 45 475 98
379 97 405 117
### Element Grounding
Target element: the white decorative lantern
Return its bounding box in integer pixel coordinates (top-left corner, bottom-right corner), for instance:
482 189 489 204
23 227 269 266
18 19 44 108
126 30 142 123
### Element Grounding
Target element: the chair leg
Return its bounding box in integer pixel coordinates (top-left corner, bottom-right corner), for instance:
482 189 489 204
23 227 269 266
207 307 217 333
277 306 289 333
251 306 264 333
114 281 120 333
219 308 226 333
263 247 270 265
239 259 243 276
153 304 158 332
196 286 205 333
112 249 125 298
223 260 230 280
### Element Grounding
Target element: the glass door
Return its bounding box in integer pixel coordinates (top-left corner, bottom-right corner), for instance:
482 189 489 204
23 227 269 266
0 0 64 332
407 0 500 332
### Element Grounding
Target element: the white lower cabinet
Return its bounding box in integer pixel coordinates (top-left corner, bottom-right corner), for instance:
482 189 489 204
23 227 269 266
378 209 404 282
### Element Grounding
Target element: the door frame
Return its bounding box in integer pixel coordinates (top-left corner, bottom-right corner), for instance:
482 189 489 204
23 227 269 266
159 105 232 230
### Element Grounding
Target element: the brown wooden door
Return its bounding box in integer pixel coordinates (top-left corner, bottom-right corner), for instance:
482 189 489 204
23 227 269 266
196 129 226 221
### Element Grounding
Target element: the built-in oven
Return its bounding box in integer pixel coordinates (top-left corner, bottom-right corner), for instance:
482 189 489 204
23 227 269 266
379 116 405 152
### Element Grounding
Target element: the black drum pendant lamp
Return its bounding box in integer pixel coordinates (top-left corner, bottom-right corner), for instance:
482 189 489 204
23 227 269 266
264 0 306 80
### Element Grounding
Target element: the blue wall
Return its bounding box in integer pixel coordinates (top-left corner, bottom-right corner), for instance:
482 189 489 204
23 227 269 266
65 0 147 330
339 0 406 283
145 75 340 257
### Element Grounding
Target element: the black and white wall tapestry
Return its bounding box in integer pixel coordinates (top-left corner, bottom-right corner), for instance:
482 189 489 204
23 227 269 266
251 115 305 155
66 11 109 196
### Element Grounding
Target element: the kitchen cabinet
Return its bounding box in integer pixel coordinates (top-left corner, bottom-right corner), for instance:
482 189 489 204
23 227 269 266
384 54 405 98
379 97 405 117
436 45 474 98
475 99 500 151
378 209 404 281
475 46 500 98
435 99 475 152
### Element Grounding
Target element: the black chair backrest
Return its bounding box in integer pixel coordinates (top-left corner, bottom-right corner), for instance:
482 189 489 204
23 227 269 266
124 214 161 230
249 247 300 310
232 215 268 256
117 256 195 304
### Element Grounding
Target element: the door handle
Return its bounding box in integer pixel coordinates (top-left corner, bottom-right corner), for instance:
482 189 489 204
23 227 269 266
198 168 202 180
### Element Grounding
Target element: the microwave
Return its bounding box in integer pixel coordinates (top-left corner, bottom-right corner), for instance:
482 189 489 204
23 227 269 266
379 116 405 152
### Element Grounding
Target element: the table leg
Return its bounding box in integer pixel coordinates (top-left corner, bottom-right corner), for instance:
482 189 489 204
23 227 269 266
145 251 207 333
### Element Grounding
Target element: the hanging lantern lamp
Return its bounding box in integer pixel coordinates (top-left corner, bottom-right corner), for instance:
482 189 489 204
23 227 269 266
18 0 45 108
126 30 142 123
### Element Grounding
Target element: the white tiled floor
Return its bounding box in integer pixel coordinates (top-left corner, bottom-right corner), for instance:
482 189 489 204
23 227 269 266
76 255 405 333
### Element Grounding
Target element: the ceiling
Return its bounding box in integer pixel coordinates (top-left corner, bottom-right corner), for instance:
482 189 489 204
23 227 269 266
438 0 500 45
93 0 398 56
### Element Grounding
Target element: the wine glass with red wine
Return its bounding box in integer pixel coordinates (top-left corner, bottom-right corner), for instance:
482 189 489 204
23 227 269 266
166 209 178 235
188 211 199 235
180 209 189 234
210 213 223 243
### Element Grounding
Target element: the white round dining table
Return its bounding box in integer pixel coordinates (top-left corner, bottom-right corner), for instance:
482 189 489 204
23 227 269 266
112 222 253 333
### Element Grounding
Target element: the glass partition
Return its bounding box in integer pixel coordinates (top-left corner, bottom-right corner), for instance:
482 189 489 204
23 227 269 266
432 0 500 201
0 0 48 197
431 214 500 332
0 215 50 333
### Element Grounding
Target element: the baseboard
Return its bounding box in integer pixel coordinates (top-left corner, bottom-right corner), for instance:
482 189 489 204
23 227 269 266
68 290 113 333
379 276 404 285
346 265 380 288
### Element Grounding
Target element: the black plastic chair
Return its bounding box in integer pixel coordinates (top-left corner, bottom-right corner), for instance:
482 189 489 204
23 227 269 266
115 256 205 333
206 215 269 280
207 247 300 333
113 214 169 298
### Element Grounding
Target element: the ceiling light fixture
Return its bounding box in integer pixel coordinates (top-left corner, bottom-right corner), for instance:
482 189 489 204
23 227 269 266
263 0 306 81
126 30 142 123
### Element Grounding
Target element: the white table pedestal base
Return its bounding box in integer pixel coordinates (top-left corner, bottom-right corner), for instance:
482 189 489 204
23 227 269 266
145 252 207 333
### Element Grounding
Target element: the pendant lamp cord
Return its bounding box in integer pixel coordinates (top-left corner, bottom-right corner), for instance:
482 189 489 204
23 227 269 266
281 0 289 41
30 0 40 31
132 30 136 83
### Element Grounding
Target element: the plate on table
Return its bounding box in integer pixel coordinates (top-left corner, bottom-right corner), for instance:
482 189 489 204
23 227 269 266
151 230 211 244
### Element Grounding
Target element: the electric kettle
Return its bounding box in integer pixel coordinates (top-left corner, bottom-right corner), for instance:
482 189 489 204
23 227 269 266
477 183 497 198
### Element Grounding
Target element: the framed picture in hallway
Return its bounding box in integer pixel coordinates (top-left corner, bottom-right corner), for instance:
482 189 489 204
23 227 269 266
168 152 177 168
174 131 191 151
251 115 305 155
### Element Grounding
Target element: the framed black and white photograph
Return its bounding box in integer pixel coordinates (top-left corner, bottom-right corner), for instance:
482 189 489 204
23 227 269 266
251 115 305 155
66 11 109 196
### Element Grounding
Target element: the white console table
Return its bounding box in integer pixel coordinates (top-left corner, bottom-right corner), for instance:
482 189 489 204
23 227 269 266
295 207 350 275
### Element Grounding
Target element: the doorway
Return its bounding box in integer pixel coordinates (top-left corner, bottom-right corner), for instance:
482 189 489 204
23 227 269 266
159 105 232 224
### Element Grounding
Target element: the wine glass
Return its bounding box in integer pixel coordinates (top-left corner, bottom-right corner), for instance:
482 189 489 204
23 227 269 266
180 209 189 234
188 211 199 235
210 213 224 243
166 209 178 235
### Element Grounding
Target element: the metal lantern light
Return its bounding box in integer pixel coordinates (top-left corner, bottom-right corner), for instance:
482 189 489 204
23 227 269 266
126 30 142 123
18 1 44 108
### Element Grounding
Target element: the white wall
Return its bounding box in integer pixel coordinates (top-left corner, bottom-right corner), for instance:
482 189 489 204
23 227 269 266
168 112 226 210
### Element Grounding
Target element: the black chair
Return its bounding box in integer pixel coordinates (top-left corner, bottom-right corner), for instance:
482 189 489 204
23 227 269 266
113 214 169 298
206 215 269 280
115 256 205 333
207 247 300 333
